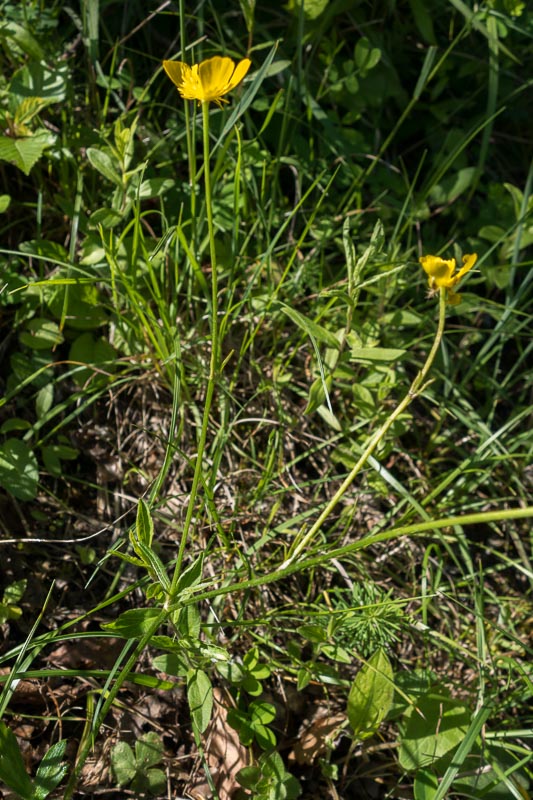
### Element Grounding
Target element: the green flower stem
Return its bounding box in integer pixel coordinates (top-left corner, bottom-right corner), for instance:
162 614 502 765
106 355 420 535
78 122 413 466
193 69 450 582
63 609 167 800
280 287 448 570
179 505 533 607
169 101 219 596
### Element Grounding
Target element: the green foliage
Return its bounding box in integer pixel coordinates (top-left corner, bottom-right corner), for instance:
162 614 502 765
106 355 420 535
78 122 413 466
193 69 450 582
0 0 531 797
237 751 301 799
0 578 27 623
110 732 166 796
347 649 394 740
0 723 67 800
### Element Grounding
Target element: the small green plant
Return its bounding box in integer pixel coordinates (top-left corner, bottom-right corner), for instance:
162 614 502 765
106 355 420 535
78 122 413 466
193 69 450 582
0 578 27 624
236 751 301 800
110 732 166 796
0 721 67 800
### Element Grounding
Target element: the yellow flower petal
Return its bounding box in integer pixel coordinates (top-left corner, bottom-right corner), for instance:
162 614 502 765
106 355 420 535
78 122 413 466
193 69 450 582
163 55 251 106
419 255 456 289
453 252 477 284
163 60 191 90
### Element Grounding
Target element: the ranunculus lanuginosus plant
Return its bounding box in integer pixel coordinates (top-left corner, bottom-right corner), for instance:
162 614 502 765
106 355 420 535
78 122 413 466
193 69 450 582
419 253 477 304
163 55 251 107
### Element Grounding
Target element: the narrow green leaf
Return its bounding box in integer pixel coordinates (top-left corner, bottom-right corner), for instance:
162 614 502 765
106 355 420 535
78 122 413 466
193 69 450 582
281 305 341 350
135 541 170 592
135 499 154 549
350 347 406 363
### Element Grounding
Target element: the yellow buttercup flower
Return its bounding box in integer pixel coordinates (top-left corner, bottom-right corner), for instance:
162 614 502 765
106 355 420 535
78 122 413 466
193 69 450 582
163 55 251 108
419 252 477 304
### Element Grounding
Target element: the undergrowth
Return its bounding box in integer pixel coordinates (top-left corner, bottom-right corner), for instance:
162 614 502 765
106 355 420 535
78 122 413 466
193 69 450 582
0 1 532 798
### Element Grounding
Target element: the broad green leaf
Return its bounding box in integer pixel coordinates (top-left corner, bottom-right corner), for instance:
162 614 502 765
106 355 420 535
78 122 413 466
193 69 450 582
10 61 68 102
175 603 201 639
0 720 34 798
111 741 136 787
86 147 122 186
414 769 439 800
144 768 166 795
347 649 394 740
69 333 116 385
152 653 189 677
33 740 68 800
3 579 27 605
399 691 470 770
137 177 175 199
281 305 341 350
286 0 328 19
0 131 52 175
35 383 54 419
0 194 10 213
355 37 381 72
250 701 276 726
298 624 328 643
19 318 64 350
0 418 32 434
101 607 161 638
135 732 163 771
0 439 39 501
2 21 44 59
88 207 124 229
187 668 213 734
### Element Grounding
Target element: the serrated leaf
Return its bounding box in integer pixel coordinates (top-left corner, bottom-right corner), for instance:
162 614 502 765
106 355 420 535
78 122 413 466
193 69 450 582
187 668 213 734
33 740 68 800
347 649 394 740
101 607 161 638
0 132 52 175
0 720 34 798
